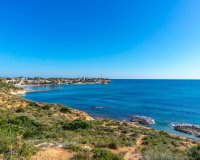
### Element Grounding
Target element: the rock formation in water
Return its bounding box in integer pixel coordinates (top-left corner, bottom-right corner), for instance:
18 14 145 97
172 123 200 137
131 115 155 125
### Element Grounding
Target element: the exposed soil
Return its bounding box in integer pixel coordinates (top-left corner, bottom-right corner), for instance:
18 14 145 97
31 147 73 160
123 135 144 160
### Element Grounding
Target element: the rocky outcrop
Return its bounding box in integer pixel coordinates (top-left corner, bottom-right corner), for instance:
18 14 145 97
172 123 200 137
131 115 155 125
10 89 27 95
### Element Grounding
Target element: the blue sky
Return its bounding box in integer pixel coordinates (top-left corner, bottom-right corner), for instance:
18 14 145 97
0 0 200 79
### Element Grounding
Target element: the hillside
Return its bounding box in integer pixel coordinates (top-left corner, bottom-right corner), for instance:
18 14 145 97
0 79 199 160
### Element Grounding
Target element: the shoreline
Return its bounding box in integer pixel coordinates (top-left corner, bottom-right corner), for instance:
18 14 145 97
21 84 200 141
15 82 106 95
90 114 200 141
11 87 56 95
15 82 109 89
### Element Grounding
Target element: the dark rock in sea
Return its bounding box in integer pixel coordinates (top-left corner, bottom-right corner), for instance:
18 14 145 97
131 115 155 125
171 123 200 137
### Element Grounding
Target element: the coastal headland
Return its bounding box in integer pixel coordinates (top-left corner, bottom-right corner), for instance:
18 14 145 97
0 78 199 160
5 77 111 86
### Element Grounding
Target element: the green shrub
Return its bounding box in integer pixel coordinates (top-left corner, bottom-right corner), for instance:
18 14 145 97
28 101 39 107
94 139 117 149
23 129 45 139
15 107 25 113
7 116 46 139
8 116 37 127
64 143 81 151
188 144 200 160
92 148 123 160
108 142 119 150
71 151 91 160
42 105 51 110
60 107 71 113
0 124 37 159
62 120 90 130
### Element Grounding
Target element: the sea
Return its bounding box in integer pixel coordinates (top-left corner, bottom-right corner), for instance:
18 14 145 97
23 79 200 140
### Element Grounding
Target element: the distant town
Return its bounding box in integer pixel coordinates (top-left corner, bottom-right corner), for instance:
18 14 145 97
2 77 111 86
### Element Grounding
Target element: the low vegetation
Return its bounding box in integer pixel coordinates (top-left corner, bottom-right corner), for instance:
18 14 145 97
187 144 200 160
71 148 123 160
0 80 199 160
0 79 16 91
60 106 72 113
62 119 90 130
0 124 37 159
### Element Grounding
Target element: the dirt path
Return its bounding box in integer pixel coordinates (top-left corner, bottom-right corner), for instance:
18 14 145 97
31 147 73 160
123 135 144 160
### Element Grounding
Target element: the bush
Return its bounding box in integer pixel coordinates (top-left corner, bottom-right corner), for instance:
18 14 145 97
71 151 91 160
92 148 123 160
8 116 37 127
0 124 37 159
7 116 46 139
42 105 51 110
15 107 25 113
23 129 45 139
60 107 71 113
108 142 119 150
28 101 39 107
64 143 81 151
188 144 200 160
62 120 90 130
71 149 123 160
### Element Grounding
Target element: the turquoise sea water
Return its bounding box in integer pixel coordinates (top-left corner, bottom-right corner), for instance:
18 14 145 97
23 79 200 139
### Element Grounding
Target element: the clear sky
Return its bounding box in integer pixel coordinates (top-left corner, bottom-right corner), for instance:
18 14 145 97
0 0 200 79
